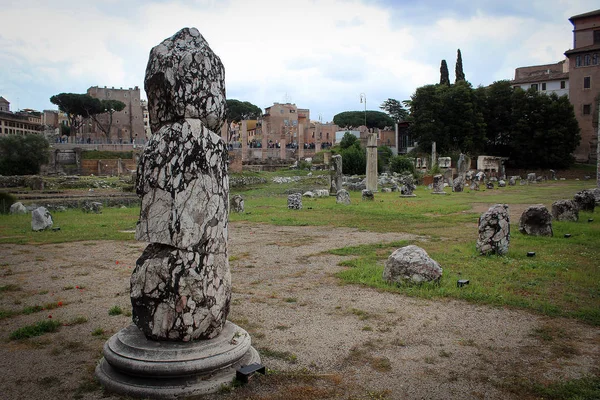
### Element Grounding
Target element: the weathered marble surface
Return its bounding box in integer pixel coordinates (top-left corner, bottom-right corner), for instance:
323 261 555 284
432 174 445 194
330 154 343 196
452 176 464 192
551 199 578 222
135 119 228 250
31 206 53 231
287 193 302 209
145 27 226 133
519 204 553 236
336 189 351 205
573 190 596 212
476 204 510 256
399 173 416 196
383 245 442 284
131 243 230 341
361 189 374 201
10 202 27 214
231 195 244 213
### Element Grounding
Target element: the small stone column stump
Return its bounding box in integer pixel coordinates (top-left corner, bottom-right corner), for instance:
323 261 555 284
95 27 260 399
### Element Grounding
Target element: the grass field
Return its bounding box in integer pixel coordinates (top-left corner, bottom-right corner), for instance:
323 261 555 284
1 174 598 326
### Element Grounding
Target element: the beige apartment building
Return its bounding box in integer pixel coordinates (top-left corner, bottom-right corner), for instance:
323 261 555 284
85 86 145 143
261 103 310 147
565 9 600 162
0 98 43 136
511 60 570 97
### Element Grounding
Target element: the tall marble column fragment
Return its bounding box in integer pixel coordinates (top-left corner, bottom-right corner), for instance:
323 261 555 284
366 132 378 192
330 154 343 195
96 27 260 398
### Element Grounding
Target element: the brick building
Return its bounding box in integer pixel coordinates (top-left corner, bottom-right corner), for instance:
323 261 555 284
564 9 600 162
511 60 570 97
0 98 43 136
261 103 310 147
85 86 145 143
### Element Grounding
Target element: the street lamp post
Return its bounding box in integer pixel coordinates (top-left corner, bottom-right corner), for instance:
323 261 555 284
359 93 367 131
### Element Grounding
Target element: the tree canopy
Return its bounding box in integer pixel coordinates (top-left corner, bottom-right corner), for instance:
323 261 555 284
49 93 125 137
455 49 465 83
333 110 394 130
0 134 49 175
407 79 581 169
226 99 262 122
380 98 409 122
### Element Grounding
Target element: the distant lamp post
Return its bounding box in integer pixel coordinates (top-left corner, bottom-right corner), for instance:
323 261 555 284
359 93 367 131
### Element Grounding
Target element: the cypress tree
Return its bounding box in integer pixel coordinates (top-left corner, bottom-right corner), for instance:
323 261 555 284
440 60 450 85
455 49 465 83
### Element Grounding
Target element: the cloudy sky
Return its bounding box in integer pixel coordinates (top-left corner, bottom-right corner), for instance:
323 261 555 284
0 0 598 122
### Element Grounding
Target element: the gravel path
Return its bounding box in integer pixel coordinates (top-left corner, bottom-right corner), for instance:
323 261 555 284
0 222 598 399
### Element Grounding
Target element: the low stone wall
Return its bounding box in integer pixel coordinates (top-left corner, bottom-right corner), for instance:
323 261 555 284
505 168 597 180
81 159 137 176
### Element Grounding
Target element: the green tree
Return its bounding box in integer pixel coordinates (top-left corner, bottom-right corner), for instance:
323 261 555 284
90 99 126 139
50 93 97 135
455 49 465 83
480 80 514 155
339 132 359 149
440 60 450 85
333 111 394 130
226 99 262 122
340 141 366 175
0 134 49 175
389 155 416 174
377 145 393 173
380 98 409 122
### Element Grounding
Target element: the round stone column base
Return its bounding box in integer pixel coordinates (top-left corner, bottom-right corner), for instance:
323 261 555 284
95 321 260 399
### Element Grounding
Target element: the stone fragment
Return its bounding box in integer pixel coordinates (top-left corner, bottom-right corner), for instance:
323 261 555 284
9 202 27 214
381 188 392 193
302 191 315 198
476 204 510 255
383 245 442 284
144 27 226 133
329 154 343 196
519 204 553 236
549 169 557 180
573 190 596 212
486 182 494 190
287 193 302 209
336 189 351 205
361 189 374 201
588 188 600 205
231 195 244 213
470 181 479 191
432 174 445 194
498 180 506 187
135 120 229 250
527 173 536 183
131 243 230 341
399 173 416 197
452 176 464 192
508 176 516 186
82 201 103 214
551 200 578 222
315 189 330 198
31 206 53 231
476 171 485 181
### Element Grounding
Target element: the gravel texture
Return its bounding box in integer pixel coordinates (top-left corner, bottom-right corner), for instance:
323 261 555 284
0 222 598 399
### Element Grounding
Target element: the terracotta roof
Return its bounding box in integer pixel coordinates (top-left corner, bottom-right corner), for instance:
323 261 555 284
512 72 569 85
569 9 600 22
564 43 600 56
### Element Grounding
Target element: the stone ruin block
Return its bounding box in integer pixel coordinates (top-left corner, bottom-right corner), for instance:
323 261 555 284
432 174 445 194
453 176 464 192
508 177 516 186
551 199 578 222
498 180 506 187
486 182 494 190
573 190 596 212
383 245 442 284
362 189 374 201
329 154 343 196
470 181 480 191
438 157 451 168
31 206 53 231
519 204 553 236
131 243 230 341
527 173 536 183
10 202 27 214
476 204 510 256
399 173 416 196
336 189 351 205
287 193 302 209
145 27 226 134
231 195 244 213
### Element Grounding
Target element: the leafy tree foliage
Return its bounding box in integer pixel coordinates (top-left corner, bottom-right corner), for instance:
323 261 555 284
339 141 366 175
380 99 409 122
0 134 49 175
339 132 359 149
226 99 262 122
377 145 393 173
333 111 394 130
455 49 465 83
389 155 416 175
409 81 486 155
50 93 125 138
440 60 450 85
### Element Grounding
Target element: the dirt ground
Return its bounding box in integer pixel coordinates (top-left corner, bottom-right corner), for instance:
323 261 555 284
0 222 598 400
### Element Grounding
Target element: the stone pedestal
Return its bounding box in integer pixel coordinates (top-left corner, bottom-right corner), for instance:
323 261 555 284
366 132 378 192
431 174 446 195
96 322 260 399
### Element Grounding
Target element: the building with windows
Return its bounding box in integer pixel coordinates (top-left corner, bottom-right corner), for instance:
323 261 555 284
564 9 600 162
85 86 145 143
261 103 310 147
0 98 43 136
511 60 569 97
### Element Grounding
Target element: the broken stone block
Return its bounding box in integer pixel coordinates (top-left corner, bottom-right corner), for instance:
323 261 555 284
551 199 578 222
336 189 350 205
383 245 442 284
231 195 244 213
519 204 553 236
287 193 302 209
476 204 510 255
31 206 53 231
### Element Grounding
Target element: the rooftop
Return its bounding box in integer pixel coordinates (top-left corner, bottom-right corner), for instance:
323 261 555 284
569 9 600 22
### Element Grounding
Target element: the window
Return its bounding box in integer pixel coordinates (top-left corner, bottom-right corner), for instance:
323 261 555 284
576 55 581 67
593 54 599 65
584 76 591 89
584 54 591 66
583 104 591 115
531 83 538 91
560 80 566 89
595 30 600 44
541 82 546 91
